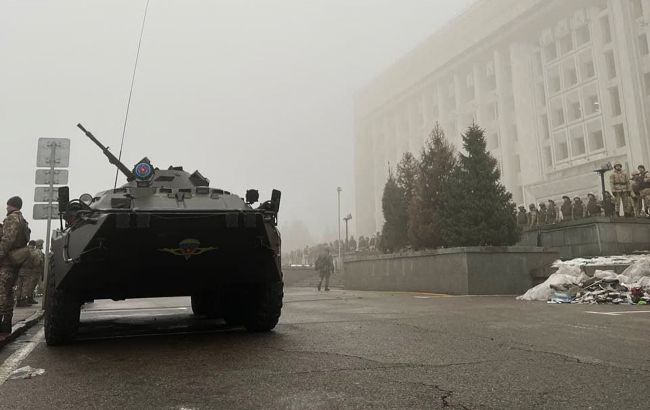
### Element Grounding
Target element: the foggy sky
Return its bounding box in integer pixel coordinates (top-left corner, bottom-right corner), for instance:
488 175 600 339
0 0 474 250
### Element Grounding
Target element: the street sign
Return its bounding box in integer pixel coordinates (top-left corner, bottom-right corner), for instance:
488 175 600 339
34 187 59 202
35 169 69 185
33 203 58 220
36 138 70 167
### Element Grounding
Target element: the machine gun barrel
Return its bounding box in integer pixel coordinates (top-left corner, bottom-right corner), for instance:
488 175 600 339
77 124 135 181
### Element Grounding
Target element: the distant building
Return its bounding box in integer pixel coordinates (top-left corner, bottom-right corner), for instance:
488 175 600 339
354 0 650 236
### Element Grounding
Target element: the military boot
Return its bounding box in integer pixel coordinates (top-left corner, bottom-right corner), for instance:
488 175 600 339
0 315 12 334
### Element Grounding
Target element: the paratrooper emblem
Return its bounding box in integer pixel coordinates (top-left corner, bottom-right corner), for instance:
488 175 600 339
159 239 217 260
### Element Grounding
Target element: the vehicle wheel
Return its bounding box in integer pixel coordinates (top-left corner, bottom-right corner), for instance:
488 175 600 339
243 281 283 332
44 261 81 346
191 292 221 319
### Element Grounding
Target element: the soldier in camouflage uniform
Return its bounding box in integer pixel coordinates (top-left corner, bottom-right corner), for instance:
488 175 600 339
516 206 528 227
0 197 30 334
560 196 573 222
547 200 558 224
16 239 44 307
538 203 548 225
610 163 633 216
528 204 539 228
586 193 602 217
572 197 585 220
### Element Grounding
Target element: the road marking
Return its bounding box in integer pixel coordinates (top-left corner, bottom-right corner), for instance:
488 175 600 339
586 310 650 316
0 328 44 385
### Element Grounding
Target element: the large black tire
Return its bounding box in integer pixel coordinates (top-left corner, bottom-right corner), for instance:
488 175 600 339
44 263 81 346
191 292 221 319
243 281 284 332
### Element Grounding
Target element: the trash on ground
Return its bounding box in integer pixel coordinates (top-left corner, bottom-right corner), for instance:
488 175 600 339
519 256 650 304
9 366 45 380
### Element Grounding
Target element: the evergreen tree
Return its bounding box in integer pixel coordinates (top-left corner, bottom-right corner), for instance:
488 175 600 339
408 123 456 249
380 168 408 252
439 123 520 246
396 152 418 207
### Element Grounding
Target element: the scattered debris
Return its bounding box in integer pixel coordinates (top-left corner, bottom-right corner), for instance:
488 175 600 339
9 366 45 380
519 256 650 304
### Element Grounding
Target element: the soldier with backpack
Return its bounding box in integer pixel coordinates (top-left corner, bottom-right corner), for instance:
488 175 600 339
0 196 31 334
314 247 334 292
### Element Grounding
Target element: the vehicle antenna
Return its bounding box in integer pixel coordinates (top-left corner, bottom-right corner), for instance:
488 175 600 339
114 0 150 189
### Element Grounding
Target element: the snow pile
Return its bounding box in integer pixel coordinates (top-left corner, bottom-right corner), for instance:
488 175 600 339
518 256 650 304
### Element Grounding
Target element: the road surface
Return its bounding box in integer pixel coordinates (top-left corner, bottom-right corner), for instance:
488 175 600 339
0 288 648 409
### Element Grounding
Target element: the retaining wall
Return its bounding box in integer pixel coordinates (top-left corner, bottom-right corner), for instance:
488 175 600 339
342 247 559 295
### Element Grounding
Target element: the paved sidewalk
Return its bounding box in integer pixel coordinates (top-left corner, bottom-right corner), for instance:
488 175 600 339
0 298 44 348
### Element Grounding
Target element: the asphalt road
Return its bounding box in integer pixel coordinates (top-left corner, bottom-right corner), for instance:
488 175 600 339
0 287 649 409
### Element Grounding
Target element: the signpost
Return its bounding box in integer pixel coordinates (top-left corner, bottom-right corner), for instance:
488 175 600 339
34 138 70 291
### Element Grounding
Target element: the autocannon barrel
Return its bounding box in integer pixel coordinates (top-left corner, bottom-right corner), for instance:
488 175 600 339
77 123 135 181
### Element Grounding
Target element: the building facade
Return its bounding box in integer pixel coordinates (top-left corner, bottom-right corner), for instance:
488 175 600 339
354 0 650 237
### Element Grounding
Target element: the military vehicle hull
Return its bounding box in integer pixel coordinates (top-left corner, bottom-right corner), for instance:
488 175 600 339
51 210 282 300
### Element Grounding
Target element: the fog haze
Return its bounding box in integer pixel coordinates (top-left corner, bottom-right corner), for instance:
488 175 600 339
0 0 474 250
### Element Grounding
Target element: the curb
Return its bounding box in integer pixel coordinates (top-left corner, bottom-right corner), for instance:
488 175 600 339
0 310 44 349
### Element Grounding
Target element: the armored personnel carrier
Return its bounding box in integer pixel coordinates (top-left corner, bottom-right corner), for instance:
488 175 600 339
44 124 283 345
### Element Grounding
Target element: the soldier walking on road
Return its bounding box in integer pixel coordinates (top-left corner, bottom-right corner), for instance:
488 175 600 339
314 248 334 292
610 163 633 217
560 196 573 222
0 197 30 334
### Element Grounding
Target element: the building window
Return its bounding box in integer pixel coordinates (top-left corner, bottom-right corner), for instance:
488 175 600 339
559 34 574 55
601 16 612 44
583 83 600 115
614 123 626 147
554 131 569 161
579 50 596 80
567 92 582 122
609 86 622 116
640 34 650 56
544 42 558 62
536 82 546 106
548 66 561 93
514 155 521 172
492 102 499 121
563 60 578 88
551 98 565 127
604 51 617 79
540 114 550 139
576 25 591 46
534 51 544 75
570 126 586 156
543 146 553 167
587 119 605 151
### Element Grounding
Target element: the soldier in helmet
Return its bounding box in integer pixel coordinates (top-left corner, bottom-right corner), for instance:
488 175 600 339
0 196 30 334
528 204 539 228
16 239 44 307
630 165 646 216
538 202 548 225
610 163 633 216
516 206 528 227
586 193 602 217
560 196 573 222
547 200 558 224
572 197 585 220
314 247 334 291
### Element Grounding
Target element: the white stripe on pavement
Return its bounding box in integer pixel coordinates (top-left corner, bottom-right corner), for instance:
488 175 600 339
0 328 45 385
586 310 650 316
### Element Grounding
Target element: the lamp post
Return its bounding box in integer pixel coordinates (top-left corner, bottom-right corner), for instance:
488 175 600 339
343 213 352 252
336 187 342 271
594 162 612 200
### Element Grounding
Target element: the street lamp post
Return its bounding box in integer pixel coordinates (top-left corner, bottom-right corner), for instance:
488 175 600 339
337 187 342 271
343 214 352 252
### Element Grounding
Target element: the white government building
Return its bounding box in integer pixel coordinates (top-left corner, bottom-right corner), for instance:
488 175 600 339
354 0 650 237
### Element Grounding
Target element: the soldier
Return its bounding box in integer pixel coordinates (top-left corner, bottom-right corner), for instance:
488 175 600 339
314 248 334 292
586 193 602 217
547 200 558 224
516 206 528 227
16 239 44 307
630 166 646 216
639 170 650 216
0 197 30 334
610 163 633 216
560 196 573 221
348 236 357 252
603 191 615 217
572 197 585 220
528 204 539 228
538 203 548 225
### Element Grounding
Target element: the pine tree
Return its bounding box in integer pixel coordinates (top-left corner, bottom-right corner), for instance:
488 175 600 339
380 168 408 252
408 123 456 249
397 152 418 207
439 123 520 246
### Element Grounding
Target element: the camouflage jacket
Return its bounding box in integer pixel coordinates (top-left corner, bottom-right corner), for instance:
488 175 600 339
19 247 44 274
547 205 558 223
0 211 29 260
610 170 630 193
